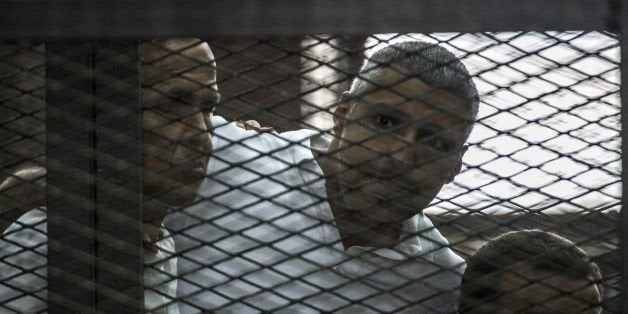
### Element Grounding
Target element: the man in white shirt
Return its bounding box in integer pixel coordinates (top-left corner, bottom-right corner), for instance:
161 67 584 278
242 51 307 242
168 41 478 313
1 39 478 313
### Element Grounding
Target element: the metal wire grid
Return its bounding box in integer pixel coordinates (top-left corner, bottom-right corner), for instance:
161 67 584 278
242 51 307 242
0 32 621 313
0 40 45 177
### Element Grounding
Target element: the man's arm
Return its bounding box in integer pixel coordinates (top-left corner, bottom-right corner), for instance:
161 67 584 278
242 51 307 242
0 166 46 234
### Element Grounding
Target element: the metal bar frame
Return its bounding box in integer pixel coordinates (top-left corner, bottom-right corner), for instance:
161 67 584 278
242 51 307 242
0 0 618 37
46 41 143 313
1 0 622 312
47 41 98 312
620 0 628 311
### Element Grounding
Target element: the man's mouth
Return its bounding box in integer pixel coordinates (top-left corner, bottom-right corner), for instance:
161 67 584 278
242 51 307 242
360 179 422 197
195 160 207 174
186 157 208 176
360 168 405 181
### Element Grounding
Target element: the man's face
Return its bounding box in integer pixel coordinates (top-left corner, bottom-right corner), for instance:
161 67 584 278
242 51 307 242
142 39 217 210
333 65 471 224
494 268 602 314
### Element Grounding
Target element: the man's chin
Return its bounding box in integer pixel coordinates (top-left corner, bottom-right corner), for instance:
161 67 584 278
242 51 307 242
342 216 404 247
342 209 409 228
342 197 420 221
163 192 199 208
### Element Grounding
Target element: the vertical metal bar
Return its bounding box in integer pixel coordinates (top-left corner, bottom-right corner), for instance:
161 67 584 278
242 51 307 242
621 0 628 310
46 41 143 313
92 40 143 313
47 41 98 313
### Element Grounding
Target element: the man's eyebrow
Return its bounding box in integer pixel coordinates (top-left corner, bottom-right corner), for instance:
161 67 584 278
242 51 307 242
359 101 468 136
361 102 411 120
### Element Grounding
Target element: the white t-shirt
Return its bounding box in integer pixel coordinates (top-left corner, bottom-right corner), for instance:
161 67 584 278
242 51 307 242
0 208 178 314
165 116 465 313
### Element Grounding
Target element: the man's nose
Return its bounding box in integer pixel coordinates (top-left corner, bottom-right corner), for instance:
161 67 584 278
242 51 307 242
392 129 429 166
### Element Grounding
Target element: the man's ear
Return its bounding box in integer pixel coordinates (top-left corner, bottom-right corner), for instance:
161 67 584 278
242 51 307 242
333 91 352 136
448 144 468 183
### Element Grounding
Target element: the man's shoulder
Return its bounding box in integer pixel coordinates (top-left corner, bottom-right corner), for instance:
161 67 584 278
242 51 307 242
211 115 319 163
213 115 309 142
3 208 47 235
1 208 47 260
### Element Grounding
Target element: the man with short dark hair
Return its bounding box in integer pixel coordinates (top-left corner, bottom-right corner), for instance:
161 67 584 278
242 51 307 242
459 230 603 313
169 40 478 313
1 39 479 313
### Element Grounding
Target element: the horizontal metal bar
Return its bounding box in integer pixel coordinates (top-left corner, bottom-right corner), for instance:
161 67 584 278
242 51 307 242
0 0 614 37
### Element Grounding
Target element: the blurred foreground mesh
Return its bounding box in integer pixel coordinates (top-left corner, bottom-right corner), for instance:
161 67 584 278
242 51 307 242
0 31 621 312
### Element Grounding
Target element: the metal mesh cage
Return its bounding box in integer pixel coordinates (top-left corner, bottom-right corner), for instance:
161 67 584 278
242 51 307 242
0 24 623 314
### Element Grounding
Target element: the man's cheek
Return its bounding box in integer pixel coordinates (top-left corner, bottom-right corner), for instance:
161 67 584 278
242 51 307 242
143 173 199 206
429 156 460 179
143 180 165 199
144 157 171 175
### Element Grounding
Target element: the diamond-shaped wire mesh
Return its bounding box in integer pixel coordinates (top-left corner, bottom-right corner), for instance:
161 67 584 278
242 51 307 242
0 32 621 313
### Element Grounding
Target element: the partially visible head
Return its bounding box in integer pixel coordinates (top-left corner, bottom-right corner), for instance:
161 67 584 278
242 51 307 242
330 41 478 225
142 38 219 109
141 38 218 212
459 230 603 314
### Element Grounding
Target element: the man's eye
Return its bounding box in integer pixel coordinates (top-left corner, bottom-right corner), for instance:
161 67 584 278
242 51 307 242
167 88 196 104
375 115 396 129
425 137 449 152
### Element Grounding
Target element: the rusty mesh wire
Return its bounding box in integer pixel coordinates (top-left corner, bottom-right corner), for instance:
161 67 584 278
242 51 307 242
0 32 621 313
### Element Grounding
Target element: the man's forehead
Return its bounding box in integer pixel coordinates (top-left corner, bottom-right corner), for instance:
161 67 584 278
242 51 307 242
498 268 601 311
502 266 598 292
365 65 456 97
142 39 215 83
359 65 471 115
143 38 212 63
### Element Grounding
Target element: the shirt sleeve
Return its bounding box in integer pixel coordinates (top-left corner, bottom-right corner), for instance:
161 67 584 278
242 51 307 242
0 208 48 313
1 209 179 314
